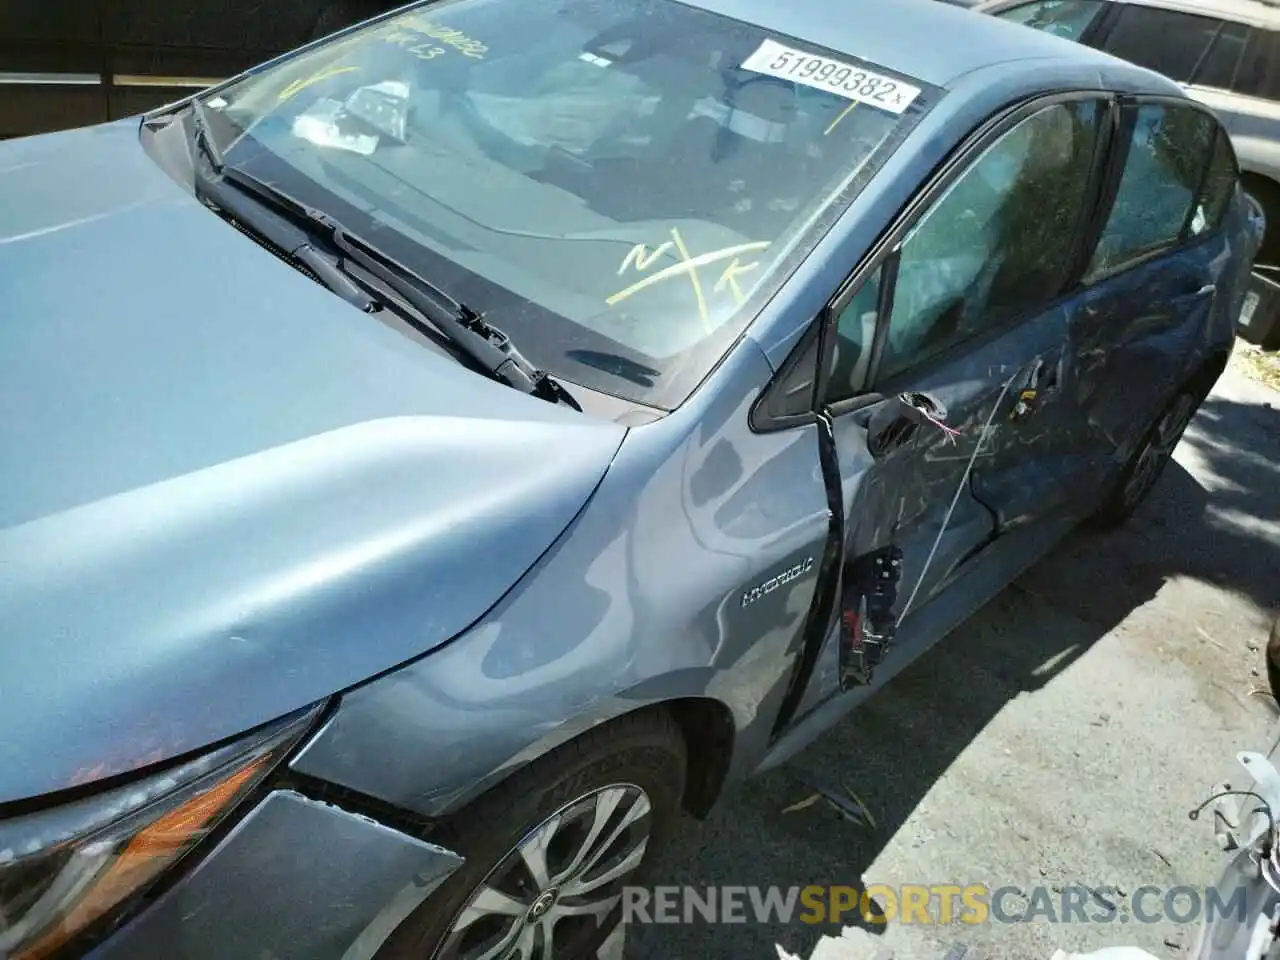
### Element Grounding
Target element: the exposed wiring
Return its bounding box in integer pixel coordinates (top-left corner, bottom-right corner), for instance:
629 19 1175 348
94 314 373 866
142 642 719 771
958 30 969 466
920 406 963 445
896 370 1021 627
1188 788 1277 836
1190 789 1279 871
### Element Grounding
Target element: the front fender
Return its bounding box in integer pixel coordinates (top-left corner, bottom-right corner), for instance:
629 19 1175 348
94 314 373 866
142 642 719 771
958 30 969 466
288 339 830 817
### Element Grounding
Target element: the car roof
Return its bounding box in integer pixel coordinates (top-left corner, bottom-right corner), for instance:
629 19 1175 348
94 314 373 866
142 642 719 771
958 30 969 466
685 0 1160 89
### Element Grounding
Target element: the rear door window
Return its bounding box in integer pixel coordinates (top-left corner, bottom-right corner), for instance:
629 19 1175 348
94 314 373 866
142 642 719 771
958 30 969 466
993 0 1105 41
1100 5 1224 82
1196 129 1241 231
1086 102 1220 281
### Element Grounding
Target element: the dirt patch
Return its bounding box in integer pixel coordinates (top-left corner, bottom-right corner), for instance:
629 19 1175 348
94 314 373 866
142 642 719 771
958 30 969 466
1232 338 1280 392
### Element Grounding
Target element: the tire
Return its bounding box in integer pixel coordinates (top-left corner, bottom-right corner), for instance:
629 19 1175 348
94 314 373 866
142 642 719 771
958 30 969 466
1092 387 1202 529
376 710 687 960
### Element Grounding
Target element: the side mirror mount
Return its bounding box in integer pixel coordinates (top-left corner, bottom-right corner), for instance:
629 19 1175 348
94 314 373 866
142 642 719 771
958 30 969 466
861 391 950 458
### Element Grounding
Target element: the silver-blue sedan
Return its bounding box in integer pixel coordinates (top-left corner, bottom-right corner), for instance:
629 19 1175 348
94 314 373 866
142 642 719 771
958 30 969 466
0 0 1257 956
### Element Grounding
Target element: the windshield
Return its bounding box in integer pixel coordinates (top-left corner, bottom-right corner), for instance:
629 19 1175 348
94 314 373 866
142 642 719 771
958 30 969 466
195 0 937 408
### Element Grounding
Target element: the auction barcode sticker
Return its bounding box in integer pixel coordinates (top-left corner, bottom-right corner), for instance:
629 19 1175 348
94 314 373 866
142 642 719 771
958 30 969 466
741 39 921 115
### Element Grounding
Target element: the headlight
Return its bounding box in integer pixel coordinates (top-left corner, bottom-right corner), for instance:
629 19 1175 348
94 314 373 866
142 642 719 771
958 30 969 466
0 704 322 959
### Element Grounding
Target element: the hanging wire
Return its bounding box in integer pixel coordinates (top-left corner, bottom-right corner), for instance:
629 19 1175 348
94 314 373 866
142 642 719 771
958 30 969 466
897 370 1020 626
1188 788 1276 836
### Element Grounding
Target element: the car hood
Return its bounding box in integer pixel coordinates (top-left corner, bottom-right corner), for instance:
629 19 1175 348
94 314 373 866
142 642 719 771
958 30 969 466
0 121 627 804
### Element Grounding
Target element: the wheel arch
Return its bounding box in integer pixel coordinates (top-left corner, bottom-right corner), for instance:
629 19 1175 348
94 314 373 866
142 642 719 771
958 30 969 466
662 696 737 818
1240 168 1280 203
1240 170 1280 267
445 696 739 821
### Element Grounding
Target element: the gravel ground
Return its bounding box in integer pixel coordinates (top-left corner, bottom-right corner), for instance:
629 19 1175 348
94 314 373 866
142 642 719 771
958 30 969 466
625 365 1280 960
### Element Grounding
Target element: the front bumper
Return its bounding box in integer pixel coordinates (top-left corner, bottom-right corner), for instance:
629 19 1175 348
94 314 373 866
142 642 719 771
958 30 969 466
85 790 463 960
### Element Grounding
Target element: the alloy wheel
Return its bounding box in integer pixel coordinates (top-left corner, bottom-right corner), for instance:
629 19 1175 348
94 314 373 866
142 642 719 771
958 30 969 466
432 784 652 960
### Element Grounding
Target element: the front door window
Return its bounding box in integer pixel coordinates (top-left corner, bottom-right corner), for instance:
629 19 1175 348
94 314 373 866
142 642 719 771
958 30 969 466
826 98 1102 400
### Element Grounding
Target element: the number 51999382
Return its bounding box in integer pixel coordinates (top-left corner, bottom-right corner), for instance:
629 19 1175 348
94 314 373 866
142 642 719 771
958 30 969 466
740 38 922 115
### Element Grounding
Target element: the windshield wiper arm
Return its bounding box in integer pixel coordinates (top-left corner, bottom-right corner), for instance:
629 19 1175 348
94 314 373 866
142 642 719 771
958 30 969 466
332 225 579 407
196 167 377 312
189 98 225 173
181 118 575 406
203 166 576 406
185 102 381 313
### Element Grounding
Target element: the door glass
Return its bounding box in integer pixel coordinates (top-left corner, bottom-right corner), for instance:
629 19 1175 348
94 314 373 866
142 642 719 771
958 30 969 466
875 100 1101 380
1193 21 1250 90
1197 130 1240 232
994 0 1104 41
828 265 883 402
1086 104 1217 280
1101 6 1223 83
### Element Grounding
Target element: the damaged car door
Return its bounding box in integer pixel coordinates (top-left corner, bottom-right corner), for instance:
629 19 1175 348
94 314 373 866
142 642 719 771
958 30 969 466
1068 100 1242 503
799 94 1112 704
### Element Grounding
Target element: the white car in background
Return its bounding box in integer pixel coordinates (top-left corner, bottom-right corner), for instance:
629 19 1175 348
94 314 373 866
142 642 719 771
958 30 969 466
975 0 1280 266
975 0 1280 347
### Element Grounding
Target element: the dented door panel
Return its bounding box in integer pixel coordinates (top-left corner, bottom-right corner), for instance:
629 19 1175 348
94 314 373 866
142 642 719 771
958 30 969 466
1068 239 1224 474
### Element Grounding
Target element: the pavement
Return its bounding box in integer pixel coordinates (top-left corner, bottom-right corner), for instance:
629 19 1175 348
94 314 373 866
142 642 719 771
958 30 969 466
623 363 1280 960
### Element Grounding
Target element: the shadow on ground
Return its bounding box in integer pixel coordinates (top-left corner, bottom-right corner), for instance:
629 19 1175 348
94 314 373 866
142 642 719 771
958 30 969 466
628 391 1279 959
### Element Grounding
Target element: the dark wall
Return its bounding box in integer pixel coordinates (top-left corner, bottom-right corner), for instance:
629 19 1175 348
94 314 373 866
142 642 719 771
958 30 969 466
0 0 394 136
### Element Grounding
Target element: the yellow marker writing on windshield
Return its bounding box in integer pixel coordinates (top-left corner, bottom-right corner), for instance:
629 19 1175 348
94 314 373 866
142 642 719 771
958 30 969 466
277 64 360 103
668 228 712 331
618 241 675 275
394 16 488 59
607 231 771 333
714 257 760 304
825 99 858 136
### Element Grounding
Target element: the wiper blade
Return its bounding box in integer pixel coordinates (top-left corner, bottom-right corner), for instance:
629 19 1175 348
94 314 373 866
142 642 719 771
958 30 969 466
189 98 224 173
209 168 376 313
186 111 377 313
213 170 575 406
336 228 579 407
183 120 575 406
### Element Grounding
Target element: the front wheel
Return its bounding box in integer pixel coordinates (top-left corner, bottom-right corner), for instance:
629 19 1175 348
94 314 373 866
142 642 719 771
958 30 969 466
376 710 687 960
1092 389 1200 529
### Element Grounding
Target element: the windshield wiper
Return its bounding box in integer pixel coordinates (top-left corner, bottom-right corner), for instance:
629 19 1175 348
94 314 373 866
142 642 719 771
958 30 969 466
186 101 378 313
183 99 576 405
189 98 225 173
190 144 577 406
332 223 580 408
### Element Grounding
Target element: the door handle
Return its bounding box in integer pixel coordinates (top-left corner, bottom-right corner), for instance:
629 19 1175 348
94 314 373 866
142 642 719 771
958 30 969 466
1173 282 1217 302
1010 356 1060 421
1021 357 1058 393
